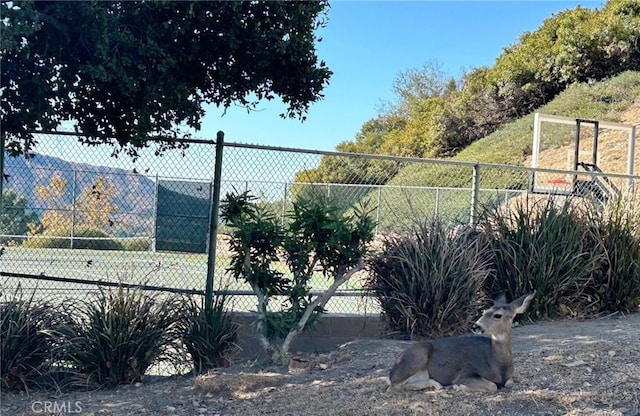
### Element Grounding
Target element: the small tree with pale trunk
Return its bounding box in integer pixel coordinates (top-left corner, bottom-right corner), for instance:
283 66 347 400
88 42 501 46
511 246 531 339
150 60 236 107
221 190 375 364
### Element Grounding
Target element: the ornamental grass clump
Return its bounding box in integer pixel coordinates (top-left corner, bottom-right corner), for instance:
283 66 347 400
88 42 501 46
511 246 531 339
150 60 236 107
177 294 238 374
50 286 182 389
366 220 493 339
479 195 602 318
588 195 640 312
0 287 61 391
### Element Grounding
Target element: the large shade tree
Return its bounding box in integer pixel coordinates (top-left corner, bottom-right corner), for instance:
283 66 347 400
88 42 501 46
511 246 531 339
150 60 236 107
1 1 332 156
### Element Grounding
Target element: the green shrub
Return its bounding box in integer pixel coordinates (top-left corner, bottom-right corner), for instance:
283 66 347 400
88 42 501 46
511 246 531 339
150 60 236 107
221 190 375 363
366 220 492 339
50 286 182 388
122 238 152 252
588 196 640 312
176 295 238 374
23 226 124 250
0 288 60 391
479 195 602 318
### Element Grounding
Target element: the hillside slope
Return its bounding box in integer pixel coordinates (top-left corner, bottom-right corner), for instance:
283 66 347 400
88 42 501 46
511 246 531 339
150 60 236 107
389 71 640 189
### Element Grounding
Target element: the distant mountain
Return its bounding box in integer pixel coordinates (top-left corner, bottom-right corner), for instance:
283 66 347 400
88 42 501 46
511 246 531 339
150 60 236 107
3 152 156 237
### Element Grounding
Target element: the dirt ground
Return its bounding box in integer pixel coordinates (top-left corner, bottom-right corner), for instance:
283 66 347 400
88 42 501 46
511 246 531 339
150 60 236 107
1 313 639 416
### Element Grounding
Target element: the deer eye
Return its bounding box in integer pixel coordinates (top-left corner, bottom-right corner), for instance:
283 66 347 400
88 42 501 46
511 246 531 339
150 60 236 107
493 313 502 319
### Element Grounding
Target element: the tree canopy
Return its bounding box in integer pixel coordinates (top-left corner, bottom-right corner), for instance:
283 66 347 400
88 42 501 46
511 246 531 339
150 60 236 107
1 1 332 156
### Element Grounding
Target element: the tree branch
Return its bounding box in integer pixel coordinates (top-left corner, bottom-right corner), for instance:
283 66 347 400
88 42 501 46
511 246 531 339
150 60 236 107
279 258 364 360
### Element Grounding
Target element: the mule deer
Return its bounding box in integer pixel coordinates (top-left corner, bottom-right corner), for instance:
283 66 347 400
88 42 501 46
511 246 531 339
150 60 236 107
387 292 535 392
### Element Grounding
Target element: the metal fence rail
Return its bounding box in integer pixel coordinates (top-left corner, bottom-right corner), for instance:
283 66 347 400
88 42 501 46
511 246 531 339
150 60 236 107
0 131 638 313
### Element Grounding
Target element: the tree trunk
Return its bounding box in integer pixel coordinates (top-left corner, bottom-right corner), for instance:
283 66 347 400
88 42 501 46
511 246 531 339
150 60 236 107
278 260 365 363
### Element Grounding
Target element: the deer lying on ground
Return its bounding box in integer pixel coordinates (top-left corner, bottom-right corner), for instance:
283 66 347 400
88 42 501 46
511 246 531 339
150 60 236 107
387 292 535 392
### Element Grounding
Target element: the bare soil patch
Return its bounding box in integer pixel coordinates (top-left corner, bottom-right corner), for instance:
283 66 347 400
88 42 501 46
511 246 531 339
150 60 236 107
2 313 639 416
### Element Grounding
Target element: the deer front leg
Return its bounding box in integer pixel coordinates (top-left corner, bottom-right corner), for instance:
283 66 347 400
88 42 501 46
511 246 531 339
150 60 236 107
453 377 498 392
403 370 443 391
388 370 443 392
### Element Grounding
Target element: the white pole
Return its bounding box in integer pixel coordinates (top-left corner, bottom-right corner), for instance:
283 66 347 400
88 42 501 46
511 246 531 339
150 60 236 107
531 112 542 169
530 113 543 193
470 164 480 226
627 126 636 193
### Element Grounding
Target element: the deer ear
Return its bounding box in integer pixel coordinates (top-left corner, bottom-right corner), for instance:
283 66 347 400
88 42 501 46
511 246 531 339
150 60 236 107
492 292 507 305
512 291 536 315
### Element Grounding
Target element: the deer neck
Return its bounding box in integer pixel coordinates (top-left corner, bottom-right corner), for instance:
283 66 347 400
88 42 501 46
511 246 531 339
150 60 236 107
490 331 513 361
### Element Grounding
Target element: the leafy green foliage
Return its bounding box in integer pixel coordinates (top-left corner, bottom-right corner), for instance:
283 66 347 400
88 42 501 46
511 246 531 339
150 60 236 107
0 287 61 391
1 1 331 155
121 238 152 252
381 62 452 158
0 190 39 244
222 191 285 299
284 195 375 277
366 221 492 339
495 0 640 92
389 71 640 191
177 295 238 374
295 114 407 188
220 190 375 362
478 196 603 318
49 286 182 388
440 0 639 156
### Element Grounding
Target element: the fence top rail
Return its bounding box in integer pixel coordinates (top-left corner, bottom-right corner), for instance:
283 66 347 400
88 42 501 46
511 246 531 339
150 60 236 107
27 130 640 181
292 182 530 193
221 142 640 180
32 130 218 146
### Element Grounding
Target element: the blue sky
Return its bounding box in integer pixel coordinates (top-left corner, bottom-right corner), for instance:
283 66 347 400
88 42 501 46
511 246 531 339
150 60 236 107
196 0 606 151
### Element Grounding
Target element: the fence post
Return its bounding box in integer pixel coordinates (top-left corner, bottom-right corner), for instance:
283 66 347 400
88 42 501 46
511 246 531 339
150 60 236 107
151 174 159 253
0 134 4 215
375 186 382 234
70 170 77 249
470 163 480 226
282 183 288 227
205 131 224 312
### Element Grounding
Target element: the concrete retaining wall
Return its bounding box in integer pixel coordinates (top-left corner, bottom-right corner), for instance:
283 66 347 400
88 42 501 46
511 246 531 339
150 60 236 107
231 313 385 361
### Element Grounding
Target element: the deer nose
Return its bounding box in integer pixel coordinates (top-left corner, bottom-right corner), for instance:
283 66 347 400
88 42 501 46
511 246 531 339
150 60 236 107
471 324 483 334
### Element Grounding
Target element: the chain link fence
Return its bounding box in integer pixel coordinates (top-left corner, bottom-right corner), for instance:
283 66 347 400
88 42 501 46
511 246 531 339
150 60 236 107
1 131 638 313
